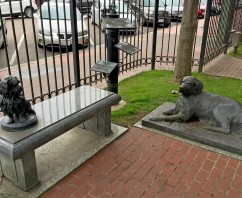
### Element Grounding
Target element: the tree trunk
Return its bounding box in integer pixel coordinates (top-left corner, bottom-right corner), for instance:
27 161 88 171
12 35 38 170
174 0 199 82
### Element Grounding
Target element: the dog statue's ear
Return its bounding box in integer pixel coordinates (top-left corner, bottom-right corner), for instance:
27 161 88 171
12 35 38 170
194 78 203 95
0 80 8 96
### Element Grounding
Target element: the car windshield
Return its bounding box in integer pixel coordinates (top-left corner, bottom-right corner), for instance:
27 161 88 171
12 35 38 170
41 4 81 20
143 0 168 7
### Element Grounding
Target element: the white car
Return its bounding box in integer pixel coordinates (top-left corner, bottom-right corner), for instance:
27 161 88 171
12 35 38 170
0 18 7 48
166 0 183 21
35 2 89 48
0 0 37 18
90 0 136 32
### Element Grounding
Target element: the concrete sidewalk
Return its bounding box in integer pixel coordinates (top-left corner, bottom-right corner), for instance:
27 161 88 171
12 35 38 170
39 54 242 198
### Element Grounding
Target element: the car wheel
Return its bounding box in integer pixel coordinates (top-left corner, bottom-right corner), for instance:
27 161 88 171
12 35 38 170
38 42 43 48
163 22 171 28
24 7 33 18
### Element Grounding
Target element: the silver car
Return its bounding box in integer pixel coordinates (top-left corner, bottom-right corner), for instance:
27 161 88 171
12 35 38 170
130 0 172 27
0 0 37 18
35 2 89 48
90 0 136 32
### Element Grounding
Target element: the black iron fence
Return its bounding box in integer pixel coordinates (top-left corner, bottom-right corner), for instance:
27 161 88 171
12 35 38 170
0 0 241 103
199 0 242 71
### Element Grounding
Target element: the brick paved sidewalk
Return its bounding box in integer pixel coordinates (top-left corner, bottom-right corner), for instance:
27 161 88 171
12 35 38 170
41 127 242 198
40 54 242 198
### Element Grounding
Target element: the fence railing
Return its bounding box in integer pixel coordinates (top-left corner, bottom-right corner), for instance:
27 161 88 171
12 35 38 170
0 0 240 103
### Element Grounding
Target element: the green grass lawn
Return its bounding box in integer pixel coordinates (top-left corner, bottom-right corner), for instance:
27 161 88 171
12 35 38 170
112 70 242 127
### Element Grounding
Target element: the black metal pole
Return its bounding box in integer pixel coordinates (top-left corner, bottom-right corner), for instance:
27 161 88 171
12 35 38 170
70 0 80 87
151 0 159 70
106 14 119 94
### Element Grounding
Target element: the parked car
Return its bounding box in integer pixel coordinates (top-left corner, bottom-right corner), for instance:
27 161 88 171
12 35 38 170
34 2 89 48
197 0 206 18
76 0 94 16
211 0 221 16
0 18 7 48
90 0 136 32
166 0 183 21
0 0 38 18
129 0 172 27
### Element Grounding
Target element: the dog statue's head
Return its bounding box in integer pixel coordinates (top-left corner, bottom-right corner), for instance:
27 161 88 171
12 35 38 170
0 76 22 97
179 76 203 97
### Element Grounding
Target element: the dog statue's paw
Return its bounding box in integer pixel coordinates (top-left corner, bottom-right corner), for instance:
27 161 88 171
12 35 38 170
203 126 231 135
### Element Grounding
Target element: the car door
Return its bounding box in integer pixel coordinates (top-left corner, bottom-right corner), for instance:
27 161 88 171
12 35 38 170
0 0 21 16
0 0 11 16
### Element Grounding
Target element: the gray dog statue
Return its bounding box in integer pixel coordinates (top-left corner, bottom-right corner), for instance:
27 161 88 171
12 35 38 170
149 76 242 135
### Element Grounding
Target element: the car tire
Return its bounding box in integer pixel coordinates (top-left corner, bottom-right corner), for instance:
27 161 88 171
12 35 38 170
24 7 33 18
164 22 171 28
38 43 43 48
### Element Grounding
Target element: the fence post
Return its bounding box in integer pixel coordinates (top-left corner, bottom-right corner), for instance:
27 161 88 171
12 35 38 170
223 0 237 54
151 0 159 70
70 0 80 88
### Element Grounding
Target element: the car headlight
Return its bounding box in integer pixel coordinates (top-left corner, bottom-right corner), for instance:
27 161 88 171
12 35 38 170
39 29 51 36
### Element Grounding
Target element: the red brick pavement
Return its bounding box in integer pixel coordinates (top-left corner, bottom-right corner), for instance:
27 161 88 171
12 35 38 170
41 127 242 198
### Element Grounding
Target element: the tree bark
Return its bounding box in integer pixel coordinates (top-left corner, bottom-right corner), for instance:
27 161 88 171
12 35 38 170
174 0 199 82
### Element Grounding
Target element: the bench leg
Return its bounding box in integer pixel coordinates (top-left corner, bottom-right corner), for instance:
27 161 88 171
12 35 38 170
0 150 40 191
83 108 112 136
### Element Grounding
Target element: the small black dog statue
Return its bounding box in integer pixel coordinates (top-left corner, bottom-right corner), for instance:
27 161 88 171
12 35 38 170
0 76 37 131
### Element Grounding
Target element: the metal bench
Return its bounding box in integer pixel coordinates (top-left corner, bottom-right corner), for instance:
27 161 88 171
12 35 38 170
0 86 121 191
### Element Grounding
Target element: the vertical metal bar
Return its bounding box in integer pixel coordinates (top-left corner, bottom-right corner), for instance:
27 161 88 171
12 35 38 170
46 0 58 95
70 0 80 87
0 8 10 74
62 1 72 90
151 0 159 70
79 1 87 85
29 0 44 102
8 1 23 86
198 0 212 72
18 0 35 101
223 0 236 54
39 3 51 99
145 0 150 64
55 1 65 92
